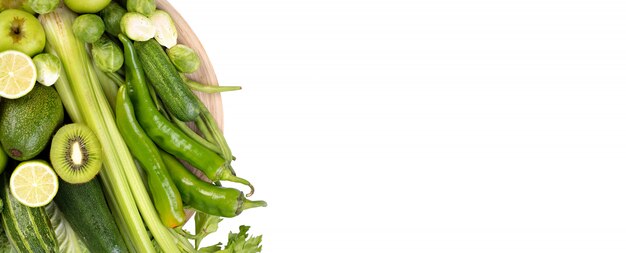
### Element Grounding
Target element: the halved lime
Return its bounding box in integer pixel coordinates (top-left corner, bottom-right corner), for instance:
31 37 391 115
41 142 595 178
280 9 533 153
10 160 58 207
0 50 37 99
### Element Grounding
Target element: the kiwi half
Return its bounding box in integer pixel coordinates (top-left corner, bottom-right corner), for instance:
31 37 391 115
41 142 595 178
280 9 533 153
50 123 102 184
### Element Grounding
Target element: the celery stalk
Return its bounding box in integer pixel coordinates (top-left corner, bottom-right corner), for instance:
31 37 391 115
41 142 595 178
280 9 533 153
40 8 152 252
53 46 140 251
49 54 84 123
40 6 181 252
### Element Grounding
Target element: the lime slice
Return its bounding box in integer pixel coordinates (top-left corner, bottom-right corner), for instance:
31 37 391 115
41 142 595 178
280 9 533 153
10 160 58 207
0 50 37 99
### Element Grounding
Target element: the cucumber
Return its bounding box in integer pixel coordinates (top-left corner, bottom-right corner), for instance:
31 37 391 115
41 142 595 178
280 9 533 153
134 38 200 121
0 173 58 252
54 179 128 253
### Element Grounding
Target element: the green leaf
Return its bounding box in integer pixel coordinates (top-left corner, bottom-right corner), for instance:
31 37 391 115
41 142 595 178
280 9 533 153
198 243 222 253
218 226 263 253
194 212 222 249
45 203 90 253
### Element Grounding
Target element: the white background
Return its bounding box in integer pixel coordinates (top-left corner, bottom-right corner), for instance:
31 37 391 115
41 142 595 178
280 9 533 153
175 0 626 252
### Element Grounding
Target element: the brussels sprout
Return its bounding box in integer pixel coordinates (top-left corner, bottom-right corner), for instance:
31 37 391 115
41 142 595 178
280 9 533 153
92 36 123 73
0 0 34 13
32 53 61 86
126 0 155 16
120 12 155 42
167 44 200 73
73 14 105 43
27 0 59 14
150 10 177 48
100 1 126 36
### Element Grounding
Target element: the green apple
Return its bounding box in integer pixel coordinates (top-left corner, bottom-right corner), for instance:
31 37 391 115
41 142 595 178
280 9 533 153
0 0 35 14
64 0 110 13
0 9 45 57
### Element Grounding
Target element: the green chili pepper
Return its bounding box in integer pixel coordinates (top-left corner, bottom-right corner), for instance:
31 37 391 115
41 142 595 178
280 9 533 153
160 150 266 217
118 34 255 195
115 84 185 228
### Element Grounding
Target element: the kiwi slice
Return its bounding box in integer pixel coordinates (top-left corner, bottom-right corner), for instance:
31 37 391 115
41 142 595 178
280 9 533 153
50 123 102 184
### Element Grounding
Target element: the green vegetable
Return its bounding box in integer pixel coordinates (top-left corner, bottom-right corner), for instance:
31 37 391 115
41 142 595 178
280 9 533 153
165 107 222 155
194 212 222 249
41 7 180 252
0 0 34 13
218 226 263 253
45 202 90 253
116 85 186 228
194 96 234 165
0 84 64 161
167 44 200 73
33 53 61 86
134 39 200 121
184 84 235 164
54 179 128 252
0 173 59 252
72 14 105 43
179 73 242 94
100 1 126 36
199 226 262 253
200 245 223 253
121 34 254 193
121 12 155 41
92 35 124 72
161 151 267 218
27 0 59 14
126 0 155 16
150 10 177 48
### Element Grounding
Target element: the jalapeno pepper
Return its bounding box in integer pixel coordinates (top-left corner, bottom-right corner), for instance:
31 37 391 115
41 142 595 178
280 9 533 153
115 85 185 228
118 34 255 195
160 150 266 217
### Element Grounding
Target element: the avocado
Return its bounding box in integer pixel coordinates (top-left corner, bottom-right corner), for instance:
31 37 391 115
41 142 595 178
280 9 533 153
0 85 64 160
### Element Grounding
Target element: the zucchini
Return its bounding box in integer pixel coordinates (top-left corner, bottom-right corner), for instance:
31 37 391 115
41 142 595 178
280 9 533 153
0 173 58 252
134 38 200 121
0 226 13 252
54 179 128 253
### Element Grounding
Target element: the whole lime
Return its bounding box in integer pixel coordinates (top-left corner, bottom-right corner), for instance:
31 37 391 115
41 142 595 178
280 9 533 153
64 0 111 13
